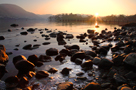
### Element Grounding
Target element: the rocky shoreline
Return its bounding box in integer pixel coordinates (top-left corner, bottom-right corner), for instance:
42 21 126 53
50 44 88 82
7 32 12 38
0 23 136 90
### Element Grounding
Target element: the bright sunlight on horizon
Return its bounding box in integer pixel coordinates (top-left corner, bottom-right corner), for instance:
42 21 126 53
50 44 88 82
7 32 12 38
0 0 136 16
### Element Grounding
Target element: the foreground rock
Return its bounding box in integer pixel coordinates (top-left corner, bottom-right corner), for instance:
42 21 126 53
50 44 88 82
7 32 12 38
57 82 73 90
13 55 35 73
0 49 9 64
5 76 19 88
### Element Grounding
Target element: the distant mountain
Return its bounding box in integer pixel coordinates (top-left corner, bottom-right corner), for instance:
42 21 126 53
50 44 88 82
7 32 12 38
0 4 43 19
38 14 52 20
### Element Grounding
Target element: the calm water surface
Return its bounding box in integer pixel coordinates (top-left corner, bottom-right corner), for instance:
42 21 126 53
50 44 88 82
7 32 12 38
0 20 121 89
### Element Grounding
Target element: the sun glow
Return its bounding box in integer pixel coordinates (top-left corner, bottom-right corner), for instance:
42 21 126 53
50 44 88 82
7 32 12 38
95 13 99 17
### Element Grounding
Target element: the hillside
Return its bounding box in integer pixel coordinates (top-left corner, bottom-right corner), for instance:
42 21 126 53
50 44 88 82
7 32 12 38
0 4 41 19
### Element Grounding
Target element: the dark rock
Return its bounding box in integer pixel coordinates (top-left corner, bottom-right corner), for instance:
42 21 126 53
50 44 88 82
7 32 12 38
65 45 80 50
112 54 126 66
87 29 95 34
39 55 52 62
0 36 5 40
14 48 19 51
71 52 85 62
66 34 74 39
57 82 73 90
23 44 32 50
45 37 50 40
75 58 82 65
79 39 86 42
20 32 28 35
113 73 127 85
76 72 84 76
45 28 48 30
21 27 24 29
60 67 72 75
48 68 58 73
6 52 13 55
33 39 37 42
0 44 6 51
59 49 69 56
42 42 50 45
10 24 18 27
83 82 102 90
125 71 136 80
33 44 41 48
85 55 93 60
27 71 36 78
77 77 87 80
0 64 7 79
8 29 12 32
93 57 101 65
5 76 19 88
123 53 136 71
13 55 35 72
68 49 78 56
27 54 39 65
55 55 65 62
81 60 93 69
27 28 35 32
35 70 49 79
124 45 132 54
85 50 97 57
0 49 9 64
18 77 29 88
49 32 57 37
98 58 113 70
35 61 44 67
101 83 111 88
46 48 59 56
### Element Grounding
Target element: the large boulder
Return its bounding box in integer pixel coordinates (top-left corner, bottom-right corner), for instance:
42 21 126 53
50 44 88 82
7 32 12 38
98 58 113 70
83 82 102 90
57 82 73 90
123 53 136 71
13 55 35 72
46 48 59 56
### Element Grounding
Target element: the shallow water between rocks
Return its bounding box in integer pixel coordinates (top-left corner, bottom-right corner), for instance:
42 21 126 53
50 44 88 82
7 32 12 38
0 20 121 89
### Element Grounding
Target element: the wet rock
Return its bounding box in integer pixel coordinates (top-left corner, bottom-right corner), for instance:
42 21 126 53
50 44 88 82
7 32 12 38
21 27 24 29
113 73 127 85
57 82 73 90
45 28 48 30
35 70 49 79
76 72 84 76
0 36 5 40
60 67 72 75
57 32 66 45
35 61 44 67
125 71 136 80
14 48 19 51
59 49 69 56
8 29 12 32
71 52 85 62
39 55 52 62
46 48 59 56
5 76 19 88
68 49 78 56
93 57 101 65
66 34 74 39
13 55 35 72
85 50 97 57
81 60 93 69
79 39 86 42
111 45 119 52
20 32 28 35
0 64 7 79
48 68 58 74
33 39 37 42
85 55 93 60
87 29 95 34
42 42 50 45
83 82 102 90
10 24 18 27
75 58 82 65
112 54 126 66
27 28 35 32
124 45 132 54
27 54 39 65
123 53 136 71
98 58 113 70
101 83 111 88
6 52 13 55
18 77 29 88
118 86 132 90
65 45 80 50
23 44 32 50
45 37 50 40
0 49 9 64
49 32 57 37
55 55 65 62
77 77 87 80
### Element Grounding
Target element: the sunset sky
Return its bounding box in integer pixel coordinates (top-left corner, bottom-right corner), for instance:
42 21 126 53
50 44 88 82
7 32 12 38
0 0 136 16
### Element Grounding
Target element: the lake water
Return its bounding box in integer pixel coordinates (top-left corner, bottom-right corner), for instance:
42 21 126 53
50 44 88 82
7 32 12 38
0 20 122 89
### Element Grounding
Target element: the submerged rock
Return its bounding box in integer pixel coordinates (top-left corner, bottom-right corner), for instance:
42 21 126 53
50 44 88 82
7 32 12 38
39 55 52 62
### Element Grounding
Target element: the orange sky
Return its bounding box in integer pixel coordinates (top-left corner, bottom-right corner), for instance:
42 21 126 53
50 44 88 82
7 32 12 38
1 0 136 16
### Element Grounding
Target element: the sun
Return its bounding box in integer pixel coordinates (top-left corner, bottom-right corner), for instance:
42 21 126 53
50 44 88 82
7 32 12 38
95 13 99 17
